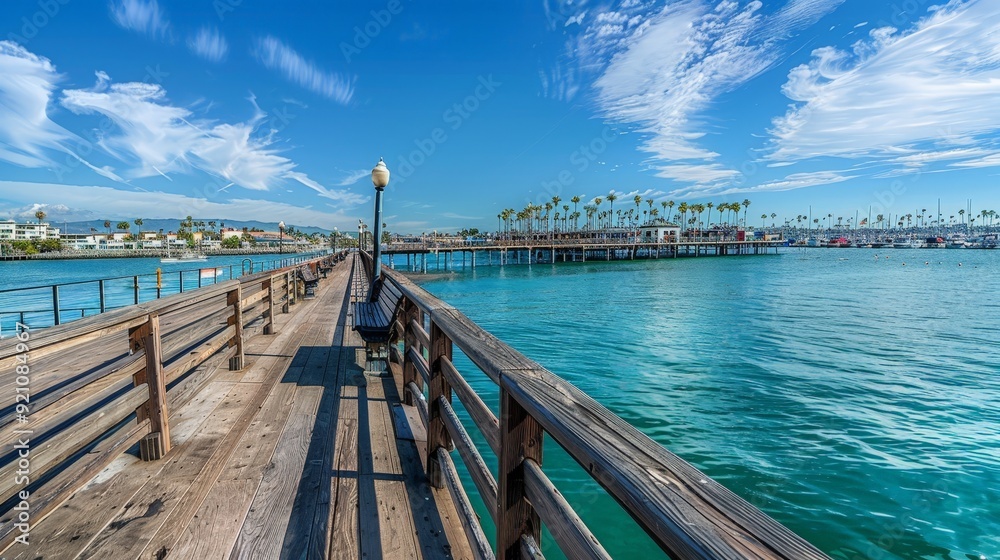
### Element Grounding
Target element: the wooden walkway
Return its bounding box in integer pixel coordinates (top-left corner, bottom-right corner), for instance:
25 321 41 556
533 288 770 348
7 261 474 559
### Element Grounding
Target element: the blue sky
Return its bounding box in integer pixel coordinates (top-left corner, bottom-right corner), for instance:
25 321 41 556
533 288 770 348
1 0 999 232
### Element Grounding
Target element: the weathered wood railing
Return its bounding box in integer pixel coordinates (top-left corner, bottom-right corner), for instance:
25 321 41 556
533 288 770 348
0 256 333 551
357 251 830 560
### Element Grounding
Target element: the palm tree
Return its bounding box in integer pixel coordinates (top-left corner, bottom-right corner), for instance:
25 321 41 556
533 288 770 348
771 212 777 227
741 199 751 226
34 210 46 224
706 202 714 226
667 200 675 223
104 220 112 234
134 218 143 235
606 192 617 227
761 213 768 229
718 204 725 225
959 208 965 227
660 201 668 221
677 202 689 231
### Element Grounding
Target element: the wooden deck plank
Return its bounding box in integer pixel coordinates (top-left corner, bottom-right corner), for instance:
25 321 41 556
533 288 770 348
228 388 322 559
328 416 359 560
148 289 337 557
5 261 479 560
75 381 261 560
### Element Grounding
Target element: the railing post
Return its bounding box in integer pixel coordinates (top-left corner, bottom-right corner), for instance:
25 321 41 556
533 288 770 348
282 271 290 313
402 299 419 406
497 388 543 559
426 320 452 488
99 279 106 313
133 275 140 305
52 285 60 325
129 314 171 460
264 277 275 334
228 284 245 370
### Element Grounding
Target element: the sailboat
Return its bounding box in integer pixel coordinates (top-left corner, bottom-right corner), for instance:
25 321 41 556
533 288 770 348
161 241 207 263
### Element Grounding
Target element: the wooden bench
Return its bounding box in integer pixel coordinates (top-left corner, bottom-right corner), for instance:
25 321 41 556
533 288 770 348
297 266 319 299
318 258 334 278
353 277 403 344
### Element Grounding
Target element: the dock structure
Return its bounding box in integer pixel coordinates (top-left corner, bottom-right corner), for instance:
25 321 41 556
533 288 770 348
382 239 782 272
0 251 831 559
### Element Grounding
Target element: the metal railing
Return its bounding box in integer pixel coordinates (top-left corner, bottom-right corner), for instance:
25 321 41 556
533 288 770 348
0 252 327 335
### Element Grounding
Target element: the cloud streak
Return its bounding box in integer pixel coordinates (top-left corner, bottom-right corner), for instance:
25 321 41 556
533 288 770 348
188 27 228 62
254 36 354 104
109 0 170 39
768 0 1000 175
0 181 354 227
557 0 845 192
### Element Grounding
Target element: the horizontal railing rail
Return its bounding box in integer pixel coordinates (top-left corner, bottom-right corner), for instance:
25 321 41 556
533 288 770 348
363 250 831 560
0 251 341 335
0 254 339 552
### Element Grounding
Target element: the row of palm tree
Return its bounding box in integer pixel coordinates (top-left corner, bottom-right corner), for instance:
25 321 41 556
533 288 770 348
495 194 755 236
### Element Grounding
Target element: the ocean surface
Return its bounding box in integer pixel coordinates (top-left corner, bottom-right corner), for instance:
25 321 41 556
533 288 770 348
0 253 319 334
2 248 997 559
409 248 999 560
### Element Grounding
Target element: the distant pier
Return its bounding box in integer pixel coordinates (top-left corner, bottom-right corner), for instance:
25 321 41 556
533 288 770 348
381 239 782 272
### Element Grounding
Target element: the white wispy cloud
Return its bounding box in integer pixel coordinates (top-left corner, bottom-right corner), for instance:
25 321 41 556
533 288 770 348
0 41 71 168
59 75 362 203
740 170 855 193
555 0 844 192
335 169 369 187
768 0 1000 174
0 43 127 183
188 27 228 62
253 36 354 104
109 0 170 39
0 181 356 227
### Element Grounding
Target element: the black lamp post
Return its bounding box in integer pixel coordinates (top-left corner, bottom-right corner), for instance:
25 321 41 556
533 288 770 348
370 158 390 286
278 221 285 254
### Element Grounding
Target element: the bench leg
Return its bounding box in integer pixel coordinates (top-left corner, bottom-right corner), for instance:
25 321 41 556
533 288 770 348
364 342 387 375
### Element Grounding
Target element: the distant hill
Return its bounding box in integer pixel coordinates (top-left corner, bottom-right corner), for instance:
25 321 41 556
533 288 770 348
54 219 333 236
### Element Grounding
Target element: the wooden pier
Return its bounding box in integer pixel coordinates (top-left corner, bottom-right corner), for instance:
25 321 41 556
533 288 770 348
381 239 781 272
0 251 831 559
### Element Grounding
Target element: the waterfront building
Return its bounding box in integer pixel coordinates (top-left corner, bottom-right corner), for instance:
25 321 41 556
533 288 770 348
638 219 681 243
0 219 60 241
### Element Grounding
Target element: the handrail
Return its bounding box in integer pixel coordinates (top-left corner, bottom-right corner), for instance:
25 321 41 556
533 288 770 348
0 251 335 333
381 265 831 560
0 255 333 551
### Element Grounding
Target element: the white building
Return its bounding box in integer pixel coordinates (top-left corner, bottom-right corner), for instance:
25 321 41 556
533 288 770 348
0 220 60 241
60 234 101 250
638 219 681 243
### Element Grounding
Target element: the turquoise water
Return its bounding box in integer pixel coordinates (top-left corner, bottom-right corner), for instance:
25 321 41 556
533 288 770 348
2 249 997 558
0 253 319 333
411 249 1000 560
